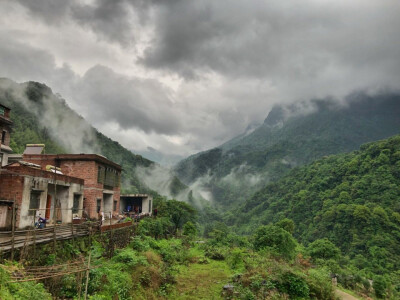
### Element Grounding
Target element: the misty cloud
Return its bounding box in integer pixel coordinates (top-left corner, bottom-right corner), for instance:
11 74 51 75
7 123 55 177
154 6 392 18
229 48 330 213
1 0 400 163
77 65 181 134
0 79 100 154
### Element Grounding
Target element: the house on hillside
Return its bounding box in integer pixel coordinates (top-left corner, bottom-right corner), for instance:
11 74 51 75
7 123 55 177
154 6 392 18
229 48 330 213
120 194 153 216
0 161 84 229
0 103 12 166
22 153 122 219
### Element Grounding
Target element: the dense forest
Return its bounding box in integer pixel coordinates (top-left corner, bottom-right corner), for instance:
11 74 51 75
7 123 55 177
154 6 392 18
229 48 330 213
230 135 400 279
175 93 400 208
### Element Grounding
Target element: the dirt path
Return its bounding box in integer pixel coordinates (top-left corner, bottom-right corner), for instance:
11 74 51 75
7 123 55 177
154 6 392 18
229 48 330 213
336 289 360 300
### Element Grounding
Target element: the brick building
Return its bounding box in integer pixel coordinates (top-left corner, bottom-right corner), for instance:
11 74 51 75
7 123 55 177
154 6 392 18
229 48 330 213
0 162 84 229
0 103 12 166
22 154 122 219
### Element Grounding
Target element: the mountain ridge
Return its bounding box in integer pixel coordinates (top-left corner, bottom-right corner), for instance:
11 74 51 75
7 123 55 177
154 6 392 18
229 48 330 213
174 92 400 207
0 78 187 197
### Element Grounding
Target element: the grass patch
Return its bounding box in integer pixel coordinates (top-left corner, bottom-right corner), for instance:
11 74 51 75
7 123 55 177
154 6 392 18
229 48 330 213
168 259 233 299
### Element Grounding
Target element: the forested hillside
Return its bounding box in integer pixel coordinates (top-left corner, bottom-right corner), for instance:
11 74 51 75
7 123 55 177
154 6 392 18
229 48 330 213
0 78 186 196
175 93 400 208
233 134 400 276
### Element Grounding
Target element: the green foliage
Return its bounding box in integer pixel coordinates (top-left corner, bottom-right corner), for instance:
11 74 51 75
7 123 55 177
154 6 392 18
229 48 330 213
227 248 247 271
0 264 52 299
227 249 336 300
204 245 228 260
137 216 172 239
307 238 341 261
182 221 197 238
373 275 388 299
149 238 188 264
276 218 295 234
306 268 336 300
253 225 297 260
279 272 310 298
157 199 197 233
236 135 400 276
111 248 147 268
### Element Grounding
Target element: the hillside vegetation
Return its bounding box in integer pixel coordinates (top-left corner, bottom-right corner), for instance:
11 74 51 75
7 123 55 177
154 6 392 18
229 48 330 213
233 134 400 277
0 79 188 195
0 196 340 300
175 93 400 208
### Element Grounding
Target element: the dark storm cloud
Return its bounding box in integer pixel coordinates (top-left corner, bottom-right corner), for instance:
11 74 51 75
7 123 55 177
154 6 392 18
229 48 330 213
14 0 71 24
2 0 400 159
77 65 182 134
138 0 400 80
14 0 143 46
0 34 77 85
15 1 400 82
71 0 136 46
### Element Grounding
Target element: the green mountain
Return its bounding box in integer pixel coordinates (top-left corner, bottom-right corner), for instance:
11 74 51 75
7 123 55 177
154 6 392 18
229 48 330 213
175 93 400 207
234 134 400 275
0 78 186 196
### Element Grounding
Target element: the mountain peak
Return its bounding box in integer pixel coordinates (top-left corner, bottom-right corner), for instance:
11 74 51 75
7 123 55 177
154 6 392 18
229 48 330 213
263 105 285 127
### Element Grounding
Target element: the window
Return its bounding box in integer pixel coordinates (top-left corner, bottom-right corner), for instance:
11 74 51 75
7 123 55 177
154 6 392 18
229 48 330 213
148 200 152 214
0 106 4 116
113 201 117 212
72 194 80 214
29 192 41 216
97 198 101 213
97 166 105 183
1 131 5 144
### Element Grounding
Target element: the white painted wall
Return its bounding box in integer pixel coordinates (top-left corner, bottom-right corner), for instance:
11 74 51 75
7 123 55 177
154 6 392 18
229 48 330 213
18 177 84 228
141 196 153 214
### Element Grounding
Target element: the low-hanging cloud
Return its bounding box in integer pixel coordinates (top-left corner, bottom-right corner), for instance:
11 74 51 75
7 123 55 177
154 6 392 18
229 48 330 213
0 79 100 154
1 0 400 163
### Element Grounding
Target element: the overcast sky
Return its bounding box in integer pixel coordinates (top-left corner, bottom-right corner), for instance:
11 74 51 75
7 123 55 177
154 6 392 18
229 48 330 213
0 0 399 164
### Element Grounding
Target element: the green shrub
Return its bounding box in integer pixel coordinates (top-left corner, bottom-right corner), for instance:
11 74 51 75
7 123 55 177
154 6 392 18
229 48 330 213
253 225 297 260
183 221 198 238
0 266 52 300
373 275 388 299
307 239 341 261
279 272 309 298
227 248 247 270
112 248 147 268
306 268 336 300
130 236 152 252
204 245 228 260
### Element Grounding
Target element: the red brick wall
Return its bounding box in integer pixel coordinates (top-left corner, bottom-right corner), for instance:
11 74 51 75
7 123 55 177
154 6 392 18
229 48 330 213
60 161 99 187
0 174 25 227
0 174 24 204
82 188 104 219
3 166 83 184
22 155 121 219
22 156 57 170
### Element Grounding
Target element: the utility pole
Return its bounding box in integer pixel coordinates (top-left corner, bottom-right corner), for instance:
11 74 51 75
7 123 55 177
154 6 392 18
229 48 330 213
10 196 16 260
52 166 57 251
84 248 91 300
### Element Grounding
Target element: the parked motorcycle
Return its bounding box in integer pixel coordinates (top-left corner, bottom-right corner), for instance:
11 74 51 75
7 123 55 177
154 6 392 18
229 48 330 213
35 216 47 229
